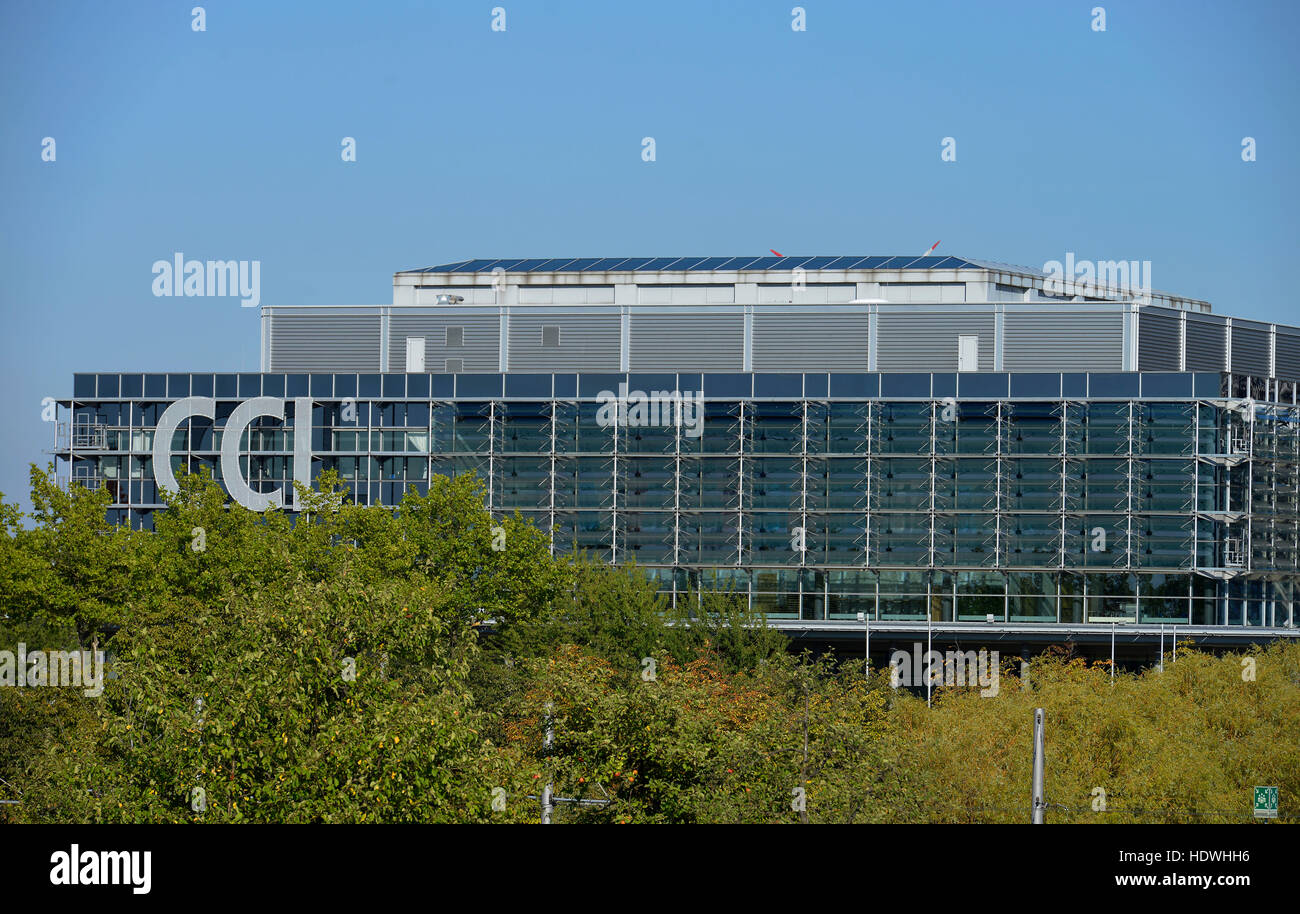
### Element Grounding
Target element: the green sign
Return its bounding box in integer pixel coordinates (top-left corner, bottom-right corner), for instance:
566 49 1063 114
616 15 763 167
1253 786 1278 819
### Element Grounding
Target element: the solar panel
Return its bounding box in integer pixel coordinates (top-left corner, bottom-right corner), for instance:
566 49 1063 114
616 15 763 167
634 257 685 271
585 258 632 271
689 257 733 270
409 254 989 275
761 256 804 271
531 258 579 272
552 257 603 271
819 256 864 270
791 256 838 270
845 256 889 269
668 257 709 270
928 256 970 269
716 257 764 270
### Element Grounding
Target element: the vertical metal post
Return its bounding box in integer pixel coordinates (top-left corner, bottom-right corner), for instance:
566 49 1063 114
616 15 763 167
541 701 554 824
1158 624 1164 672
1031 708 1046 824
858 612 870 675
926 603 933 708
1111 622 1116 685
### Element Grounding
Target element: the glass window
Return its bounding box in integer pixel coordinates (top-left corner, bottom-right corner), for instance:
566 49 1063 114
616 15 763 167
703 373 752 399
957 373 1008 399
505 373 553 398
880 373 930 398
554 374 577 398
401 373 425 401
382 374 406 398
830 373 879 398
455 373 502 399
578 373 625 399
1062 373 1088 398
1089 373 1140 398
1193 373 1224 398
1141 372 1192 398
1010 373 1060 399
754 374 803 398
430 374 454 398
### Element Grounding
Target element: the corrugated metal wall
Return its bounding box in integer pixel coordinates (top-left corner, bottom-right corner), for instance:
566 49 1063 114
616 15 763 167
267 311 382 372
629 313 744 370
1002 310 1124 371
876 308 994 370
389 313 499 372
752 311 868 370
1138 307 1182 370
264 299 1300 381
1277 329 1300 380
1231 318 1271 376
1184 314 1227 371
507 313 621 371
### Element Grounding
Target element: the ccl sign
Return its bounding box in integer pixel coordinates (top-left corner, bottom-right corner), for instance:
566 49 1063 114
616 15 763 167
153 397 313 511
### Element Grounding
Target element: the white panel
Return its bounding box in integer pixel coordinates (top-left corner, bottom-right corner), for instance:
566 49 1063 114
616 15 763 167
519 288 555 304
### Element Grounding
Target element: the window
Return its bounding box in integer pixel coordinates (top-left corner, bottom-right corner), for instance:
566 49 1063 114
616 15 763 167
445 358 463 373
446 326 464 347
542 325 561 348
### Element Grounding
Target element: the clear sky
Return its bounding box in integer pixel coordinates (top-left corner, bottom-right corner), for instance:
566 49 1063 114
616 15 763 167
1 0 1297 514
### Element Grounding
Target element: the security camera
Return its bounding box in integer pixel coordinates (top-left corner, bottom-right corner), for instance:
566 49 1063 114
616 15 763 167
435 294 465 305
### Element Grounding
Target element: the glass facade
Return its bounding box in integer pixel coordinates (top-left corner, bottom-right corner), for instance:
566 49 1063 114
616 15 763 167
56 370 1300 627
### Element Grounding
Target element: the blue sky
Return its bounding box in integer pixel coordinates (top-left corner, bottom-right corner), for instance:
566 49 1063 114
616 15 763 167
1 0 1297 513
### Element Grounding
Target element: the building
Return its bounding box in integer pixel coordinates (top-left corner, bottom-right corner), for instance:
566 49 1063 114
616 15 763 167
54 255 1300 652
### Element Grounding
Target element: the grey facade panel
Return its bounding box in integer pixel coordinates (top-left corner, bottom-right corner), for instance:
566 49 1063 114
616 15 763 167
390 314 499 372
267 312 382 372
629 313 744 370
1137 307 1181 371
752 311 868 371
1231 320 1270 376
1185 315 1227 371
1276 330 1300 381
1002 311 1124 371
507 313 621 371
875 310 994 371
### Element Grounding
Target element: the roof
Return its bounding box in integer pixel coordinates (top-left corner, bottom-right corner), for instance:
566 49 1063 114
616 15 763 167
402 255 1005 274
